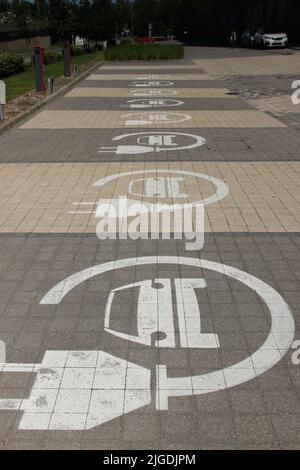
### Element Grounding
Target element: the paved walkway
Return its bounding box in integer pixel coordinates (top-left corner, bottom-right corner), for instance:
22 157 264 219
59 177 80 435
0 47 299 450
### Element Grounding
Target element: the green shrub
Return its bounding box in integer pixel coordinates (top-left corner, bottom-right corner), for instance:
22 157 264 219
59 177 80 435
43 50 62 65
120 38 134 45
70 45 89 56
0 52 25 78
104 44 184 61
83 45 96 54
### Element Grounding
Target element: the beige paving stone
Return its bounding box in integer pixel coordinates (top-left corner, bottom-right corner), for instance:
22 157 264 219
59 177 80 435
249 95 300 114
0 161 299 234
20 109 286 129
86 74 213 80
194 52 300 76
101 65 201 70
66 88 233 98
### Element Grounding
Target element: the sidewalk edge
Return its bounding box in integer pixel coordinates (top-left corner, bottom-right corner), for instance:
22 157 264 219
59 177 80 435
0 60 104 136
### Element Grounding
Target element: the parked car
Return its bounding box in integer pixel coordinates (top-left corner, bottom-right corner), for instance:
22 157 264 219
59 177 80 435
241 30 255 48
254 27 288 48
135 37 155 44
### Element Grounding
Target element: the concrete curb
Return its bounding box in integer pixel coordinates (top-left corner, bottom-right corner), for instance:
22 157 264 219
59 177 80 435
0 60 104 136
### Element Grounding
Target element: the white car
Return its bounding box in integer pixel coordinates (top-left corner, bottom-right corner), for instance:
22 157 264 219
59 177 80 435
254 27 288 48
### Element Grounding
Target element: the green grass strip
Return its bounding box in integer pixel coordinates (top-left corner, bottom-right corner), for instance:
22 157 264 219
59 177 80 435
4 51 103 102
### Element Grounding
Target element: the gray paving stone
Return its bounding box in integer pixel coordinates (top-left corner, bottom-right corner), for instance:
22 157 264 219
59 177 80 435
1 127 299 163
77 79 221 88
0 234 296 449
234 415 277 444
48 97 255 110
0 50 299 449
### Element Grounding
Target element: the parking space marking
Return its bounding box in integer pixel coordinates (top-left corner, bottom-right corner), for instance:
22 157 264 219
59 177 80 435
66 88 233 98
101 65 202 70
1 49 300 445
20 110 286 129
0 161 299 233
194 52 300 76
86 74 213 81
249 96 300 115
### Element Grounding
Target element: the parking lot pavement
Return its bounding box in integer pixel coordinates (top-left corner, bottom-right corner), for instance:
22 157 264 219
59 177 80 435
0 48 299 450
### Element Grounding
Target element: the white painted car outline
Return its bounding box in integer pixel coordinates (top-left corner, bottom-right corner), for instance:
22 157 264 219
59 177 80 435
120 111 192 125
125 99 184 108
104 277 219 349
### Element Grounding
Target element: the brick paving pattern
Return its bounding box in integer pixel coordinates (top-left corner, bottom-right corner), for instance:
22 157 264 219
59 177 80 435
0 46 299 449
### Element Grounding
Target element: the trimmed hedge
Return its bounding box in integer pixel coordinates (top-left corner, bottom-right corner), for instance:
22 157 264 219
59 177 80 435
0 52 25 79
104 44 184 60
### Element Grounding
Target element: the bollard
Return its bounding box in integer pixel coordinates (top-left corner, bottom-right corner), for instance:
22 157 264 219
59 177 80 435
63 42 71 77
47 77 55 95
0 80 5 122
73 64 78 78
33 46 46 92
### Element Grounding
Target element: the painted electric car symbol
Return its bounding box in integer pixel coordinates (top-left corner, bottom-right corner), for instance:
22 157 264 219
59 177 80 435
70 170 229 221
120 112 191 126
131 81 174 87
98 131 206 155
0 257 294 430
130 89 178 97
125 99 184 108
94 170 228 206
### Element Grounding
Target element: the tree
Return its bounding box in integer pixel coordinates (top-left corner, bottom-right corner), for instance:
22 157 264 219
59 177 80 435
132 0 157 36
115 0 132 35
11 0 35 32
48 0 74 41
0 0 10 15
75 0 92 40
88 0 115 42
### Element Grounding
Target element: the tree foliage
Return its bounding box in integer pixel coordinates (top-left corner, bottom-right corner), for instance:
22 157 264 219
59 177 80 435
1 0 293 44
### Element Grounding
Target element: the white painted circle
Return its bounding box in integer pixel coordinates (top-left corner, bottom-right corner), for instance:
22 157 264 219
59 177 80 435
126 99 184 108
41 256 295 394
121 112 191 124
132 81 174 87
112 131 206 152
130 89 178 96
93 169 229 209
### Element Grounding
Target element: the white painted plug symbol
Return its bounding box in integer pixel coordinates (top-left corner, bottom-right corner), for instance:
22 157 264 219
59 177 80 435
98 145 155 155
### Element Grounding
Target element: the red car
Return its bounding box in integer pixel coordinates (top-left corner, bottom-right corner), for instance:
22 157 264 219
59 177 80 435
135 37 155 44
